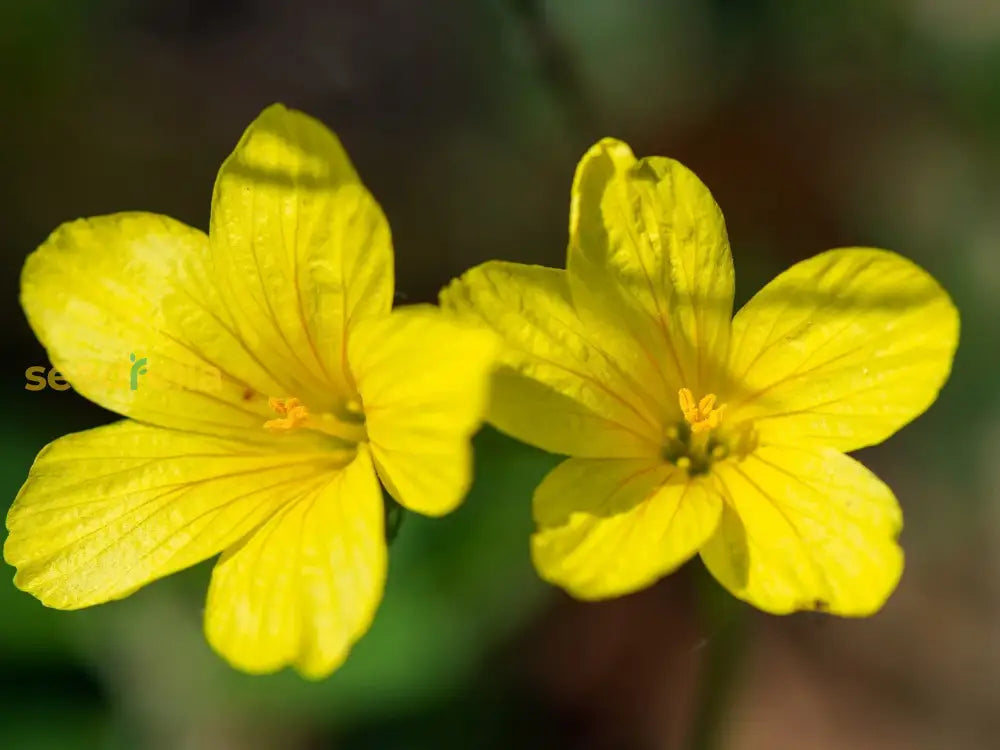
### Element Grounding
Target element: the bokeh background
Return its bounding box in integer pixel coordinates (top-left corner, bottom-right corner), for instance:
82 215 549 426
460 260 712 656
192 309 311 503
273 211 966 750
1 1 997 748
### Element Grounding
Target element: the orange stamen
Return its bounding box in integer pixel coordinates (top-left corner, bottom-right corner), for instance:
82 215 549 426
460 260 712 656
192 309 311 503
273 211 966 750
265 396 310 431
678 387 726 434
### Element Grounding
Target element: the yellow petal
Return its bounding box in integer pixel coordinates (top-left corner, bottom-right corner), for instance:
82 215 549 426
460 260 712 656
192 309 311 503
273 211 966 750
210 103 394 400
440 261 662 457
20 213 304 440
726 248 959 451
531 458 722 599
204 445 385 679
567 138 735 397
4 420 350 609
700 444 903 615
347 306 496 516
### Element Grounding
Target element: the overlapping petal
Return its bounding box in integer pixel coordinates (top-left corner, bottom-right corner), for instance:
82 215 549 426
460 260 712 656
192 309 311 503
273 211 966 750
205 445 384 678
347 306 496 516
20 213 304 441
567 139 735 398
4 420 351 609
725 248 959 451
440 262 662 457
209 103 395 403
532 458 722 599
700 444 903 615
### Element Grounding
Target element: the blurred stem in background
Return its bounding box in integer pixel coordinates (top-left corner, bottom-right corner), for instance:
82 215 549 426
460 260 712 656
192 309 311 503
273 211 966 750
688 567 749 750
505 0 598 133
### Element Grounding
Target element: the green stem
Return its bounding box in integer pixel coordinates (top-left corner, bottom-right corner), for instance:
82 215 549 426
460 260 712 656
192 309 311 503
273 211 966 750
687 570 749 750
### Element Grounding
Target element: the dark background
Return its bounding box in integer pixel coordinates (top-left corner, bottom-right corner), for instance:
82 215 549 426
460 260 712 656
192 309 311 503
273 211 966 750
1 1 996 748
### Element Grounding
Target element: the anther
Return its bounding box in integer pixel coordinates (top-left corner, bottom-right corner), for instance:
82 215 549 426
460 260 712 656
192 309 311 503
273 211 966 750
264 395 368 443
265 396 310 431
678 387 726 434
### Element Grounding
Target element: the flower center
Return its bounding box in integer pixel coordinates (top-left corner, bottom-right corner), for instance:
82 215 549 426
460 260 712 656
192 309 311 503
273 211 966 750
264 396 368 444
663 388 755 476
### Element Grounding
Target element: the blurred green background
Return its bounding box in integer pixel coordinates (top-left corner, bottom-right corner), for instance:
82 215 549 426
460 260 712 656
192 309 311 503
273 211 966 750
1 1 997 748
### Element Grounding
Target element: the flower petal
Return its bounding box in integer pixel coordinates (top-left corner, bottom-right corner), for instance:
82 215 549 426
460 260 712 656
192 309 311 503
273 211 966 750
204 445 385 679
440 261 662 457
567 139 735 398
701 445 903 615
4 420 350 609
210 103 394 401
21 213 304 440
347 306 496 516
531 458 722 599
725 248 959 451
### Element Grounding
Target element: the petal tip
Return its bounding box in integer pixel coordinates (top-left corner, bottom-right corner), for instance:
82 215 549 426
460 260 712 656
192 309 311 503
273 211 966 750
588 136 634 159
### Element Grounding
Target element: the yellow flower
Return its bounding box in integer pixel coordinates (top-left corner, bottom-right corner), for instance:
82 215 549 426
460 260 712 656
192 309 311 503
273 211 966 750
5 104 496 677
441 138 959 615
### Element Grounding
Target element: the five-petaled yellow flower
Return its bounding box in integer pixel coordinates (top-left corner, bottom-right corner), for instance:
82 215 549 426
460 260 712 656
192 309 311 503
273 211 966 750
5 104 496 677
442 138 959 615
